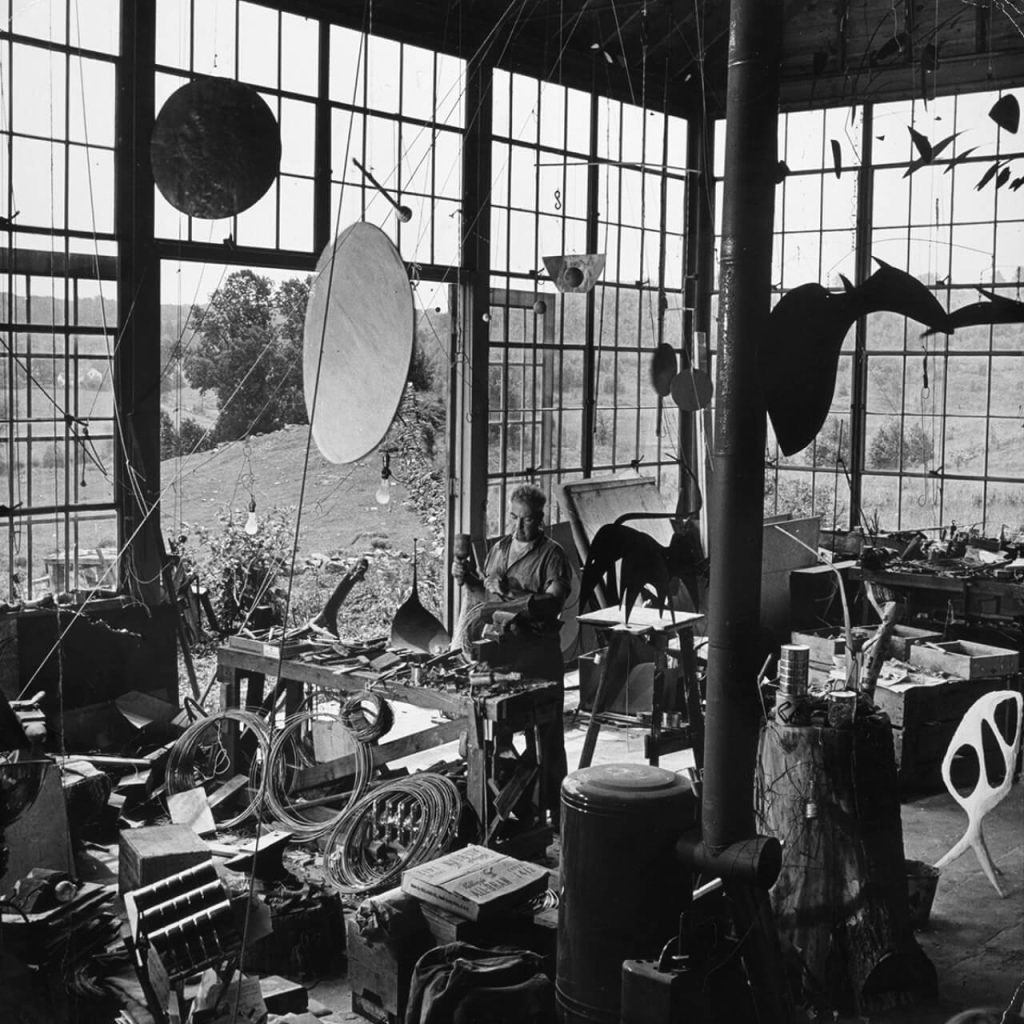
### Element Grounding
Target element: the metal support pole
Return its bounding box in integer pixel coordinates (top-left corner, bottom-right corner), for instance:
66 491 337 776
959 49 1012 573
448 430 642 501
115 0 162 603
701 4 794 1020
703 0 783 855
448 59 493 629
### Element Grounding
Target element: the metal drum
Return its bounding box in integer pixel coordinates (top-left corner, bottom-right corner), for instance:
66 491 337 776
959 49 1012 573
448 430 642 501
556 763 698 1024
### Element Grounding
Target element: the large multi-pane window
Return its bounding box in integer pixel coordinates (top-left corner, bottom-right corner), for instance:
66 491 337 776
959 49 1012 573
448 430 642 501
487 70 690 534
713 108 860 533
864 91 1024 533
329 28 464 268
152 8 463 635
593 96 689 489
155 0 317 251
714 91 1024 536
1 0 120 598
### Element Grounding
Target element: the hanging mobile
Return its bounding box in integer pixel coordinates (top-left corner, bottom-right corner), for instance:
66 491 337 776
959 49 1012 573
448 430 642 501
352 158 413 223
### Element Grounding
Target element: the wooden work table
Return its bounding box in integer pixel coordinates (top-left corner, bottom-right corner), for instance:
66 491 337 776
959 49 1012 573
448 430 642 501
215 644 561 851
851 564 1024 627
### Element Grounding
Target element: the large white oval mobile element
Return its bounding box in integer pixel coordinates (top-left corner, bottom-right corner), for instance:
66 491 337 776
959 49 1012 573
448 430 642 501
303 223 414 464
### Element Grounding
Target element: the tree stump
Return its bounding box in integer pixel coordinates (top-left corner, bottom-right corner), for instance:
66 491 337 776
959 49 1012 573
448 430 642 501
755 713 936 1016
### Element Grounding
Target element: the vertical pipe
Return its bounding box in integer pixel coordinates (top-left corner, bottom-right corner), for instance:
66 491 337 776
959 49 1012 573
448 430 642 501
702 0 783 854
681 103 715 515
849 107 874 531
115 0 162 602
581 79 600 478
312 18 332 256
448 58 492 627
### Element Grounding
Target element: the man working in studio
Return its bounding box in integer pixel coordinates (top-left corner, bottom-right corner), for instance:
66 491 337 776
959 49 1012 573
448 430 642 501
451 482 572 827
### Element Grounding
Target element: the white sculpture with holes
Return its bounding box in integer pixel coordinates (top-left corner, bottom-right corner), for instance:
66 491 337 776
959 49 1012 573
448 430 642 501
935 689 1023 897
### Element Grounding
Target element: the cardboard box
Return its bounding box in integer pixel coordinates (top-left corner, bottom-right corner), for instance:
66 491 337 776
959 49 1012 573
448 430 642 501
401 845 548 922
578 639 683 716
908 640 1018 680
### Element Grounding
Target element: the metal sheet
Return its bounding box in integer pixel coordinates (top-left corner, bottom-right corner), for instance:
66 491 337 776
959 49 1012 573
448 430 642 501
303 223 414 465
150 76 281 219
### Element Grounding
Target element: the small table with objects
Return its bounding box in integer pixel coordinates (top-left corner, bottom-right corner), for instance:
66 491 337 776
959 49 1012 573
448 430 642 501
575 606 705 770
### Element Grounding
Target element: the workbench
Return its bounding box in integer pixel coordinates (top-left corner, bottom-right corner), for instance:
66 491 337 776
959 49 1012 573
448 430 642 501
851 565 1024 630
215 645 561 851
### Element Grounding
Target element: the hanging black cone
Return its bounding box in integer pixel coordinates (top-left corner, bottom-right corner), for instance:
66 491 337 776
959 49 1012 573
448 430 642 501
391 540 450 655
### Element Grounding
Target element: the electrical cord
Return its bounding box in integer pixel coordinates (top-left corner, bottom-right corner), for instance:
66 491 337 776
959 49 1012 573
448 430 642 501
320 772 462 896
261 710 374 842
164 709 270 829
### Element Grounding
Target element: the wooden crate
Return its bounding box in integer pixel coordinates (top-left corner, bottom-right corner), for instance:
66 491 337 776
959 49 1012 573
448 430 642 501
875 673 1018 791
118 824 211 894
790 628 846 664
885 625 944 661
908 640 1018 680
345 914 432 1024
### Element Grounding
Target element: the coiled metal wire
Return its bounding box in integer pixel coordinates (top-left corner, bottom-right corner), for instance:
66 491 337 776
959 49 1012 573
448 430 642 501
164 708 270 828
339 691 394 743
321 771 462 896
261 710 374 841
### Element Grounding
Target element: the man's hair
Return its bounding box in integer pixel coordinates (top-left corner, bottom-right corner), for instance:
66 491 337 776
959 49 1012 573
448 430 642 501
509 483 546 516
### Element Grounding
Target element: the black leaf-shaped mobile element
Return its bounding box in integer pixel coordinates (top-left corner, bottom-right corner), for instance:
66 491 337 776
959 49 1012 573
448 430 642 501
989 94 1020 134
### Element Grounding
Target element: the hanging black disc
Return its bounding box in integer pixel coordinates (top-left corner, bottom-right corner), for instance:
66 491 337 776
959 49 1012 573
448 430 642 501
150 76 281 219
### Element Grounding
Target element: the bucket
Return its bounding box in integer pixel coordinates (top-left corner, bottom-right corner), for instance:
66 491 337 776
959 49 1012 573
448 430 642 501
905 859 940 929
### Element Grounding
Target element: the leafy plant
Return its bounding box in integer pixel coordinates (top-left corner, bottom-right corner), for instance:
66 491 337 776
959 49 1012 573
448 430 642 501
160 410 214 458
868 418 935 469
174 505 295 636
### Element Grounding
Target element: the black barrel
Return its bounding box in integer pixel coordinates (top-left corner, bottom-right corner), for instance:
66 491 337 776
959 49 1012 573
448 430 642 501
556 763 698 1023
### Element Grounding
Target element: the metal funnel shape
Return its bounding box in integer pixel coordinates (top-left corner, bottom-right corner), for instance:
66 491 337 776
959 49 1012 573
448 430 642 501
390 540 450 655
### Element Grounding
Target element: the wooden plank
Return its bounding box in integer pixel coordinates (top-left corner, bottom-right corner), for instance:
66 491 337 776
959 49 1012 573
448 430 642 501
292 718 466 791
207 774 248 810
215 646 466 717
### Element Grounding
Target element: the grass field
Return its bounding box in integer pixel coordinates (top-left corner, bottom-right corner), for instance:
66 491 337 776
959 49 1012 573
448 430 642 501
159 422 432 561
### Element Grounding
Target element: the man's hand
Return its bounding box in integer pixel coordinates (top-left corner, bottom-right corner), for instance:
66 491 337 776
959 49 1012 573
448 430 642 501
452 558 480 586
484 573 511 599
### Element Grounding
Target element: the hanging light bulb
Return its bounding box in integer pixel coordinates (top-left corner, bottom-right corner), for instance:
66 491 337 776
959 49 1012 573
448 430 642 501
375 452 393 506
244 497 259 535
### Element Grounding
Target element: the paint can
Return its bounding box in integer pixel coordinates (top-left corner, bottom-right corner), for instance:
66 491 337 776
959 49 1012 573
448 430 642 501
826 689 858 729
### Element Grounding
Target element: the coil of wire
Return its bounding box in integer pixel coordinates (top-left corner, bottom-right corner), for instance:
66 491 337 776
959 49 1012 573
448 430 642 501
320 771 462 896
339 691 394 743
164 708 270 829
261 710 374 842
